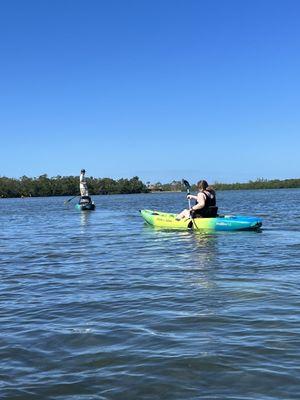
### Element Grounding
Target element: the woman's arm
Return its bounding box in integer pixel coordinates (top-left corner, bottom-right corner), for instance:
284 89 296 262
191 193 205 210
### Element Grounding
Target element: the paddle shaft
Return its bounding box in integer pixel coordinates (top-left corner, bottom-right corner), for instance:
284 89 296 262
182 179 198 229
64 195 79 204
187 189 192 209
182 179 192 210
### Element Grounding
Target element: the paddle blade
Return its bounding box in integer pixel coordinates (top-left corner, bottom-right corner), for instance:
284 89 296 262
182 179 191 190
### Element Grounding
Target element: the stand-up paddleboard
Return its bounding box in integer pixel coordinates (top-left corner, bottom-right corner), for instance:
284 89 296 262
75 197 96 211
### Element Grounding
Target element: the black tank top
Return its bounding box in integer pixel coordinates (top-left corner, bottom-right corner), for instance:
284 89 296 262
193 189 216 217
202 190 216 207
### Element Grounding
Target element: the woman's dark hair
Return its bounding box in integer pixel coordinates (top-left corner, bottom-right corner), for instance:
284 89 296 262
197 180 208 190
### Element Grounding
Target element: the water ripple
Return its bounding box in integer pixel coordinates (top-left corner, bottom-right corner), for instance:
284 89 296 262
1 191 300 399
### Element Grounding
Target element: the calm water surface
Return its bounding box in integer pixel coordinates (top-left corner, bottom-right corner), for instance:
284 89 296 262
1 190 300 399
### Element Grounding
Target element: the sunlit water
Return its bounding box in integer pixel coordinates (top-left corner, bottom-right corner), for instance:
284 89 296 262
1 190 300 399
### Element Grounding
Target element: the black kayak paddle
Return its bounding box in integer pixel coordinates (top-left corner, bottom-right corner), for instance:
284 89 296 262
182 179 198 229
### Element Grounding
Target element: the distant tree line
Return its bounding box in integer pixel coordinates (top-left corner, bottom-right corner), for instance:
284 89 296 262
1 176 299 198
0 175 148 198
147 180 183 192
147 178 300 192
212 178 300 191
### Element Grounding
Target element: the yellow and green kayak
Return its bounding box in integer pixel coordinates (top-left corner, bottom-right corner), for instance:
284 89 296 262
140 209 262 231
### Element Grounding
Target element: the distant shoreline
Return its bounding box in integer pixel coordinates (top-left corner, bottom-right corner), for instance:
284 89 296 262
2 186 300 200
0 175 299 198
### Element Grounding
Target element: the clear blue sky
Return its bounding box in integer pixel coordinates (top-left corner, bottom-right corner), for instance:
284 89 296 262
0 0 299 183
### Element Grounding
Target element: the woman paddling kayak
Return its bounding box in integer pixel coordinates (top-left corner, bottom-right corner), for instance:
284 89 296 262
176 180 217 220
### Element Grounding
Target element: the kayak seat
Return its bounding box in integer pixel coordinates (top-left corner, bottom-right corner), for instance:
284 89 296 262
194 206 219 218
209 206 218 217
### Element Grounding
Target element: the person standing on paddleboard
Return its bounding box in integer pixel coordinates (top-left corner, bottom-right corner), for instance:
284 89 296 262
79 169 93 205
80 169 89 197
176 180 217 220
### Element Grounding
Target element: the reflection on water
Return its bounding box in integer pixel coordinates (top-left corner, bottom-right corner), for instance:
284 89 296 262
79 209 91 229
184 233 218 289
143 225 218 289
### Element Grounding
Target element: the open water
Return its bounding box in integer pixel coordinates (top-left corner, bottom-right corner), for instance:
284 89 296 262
1 189 300 399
